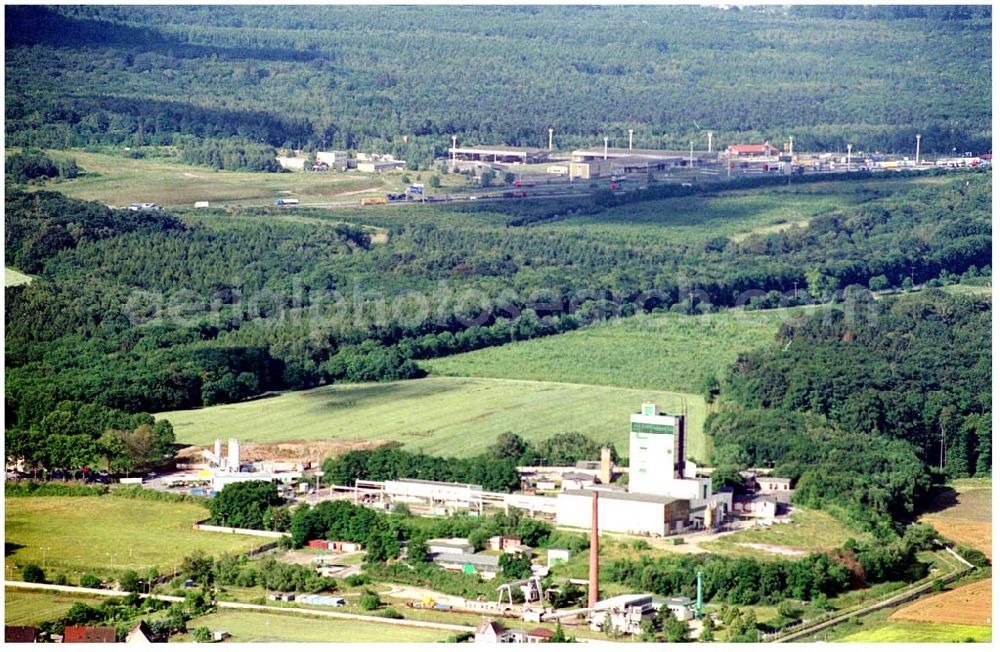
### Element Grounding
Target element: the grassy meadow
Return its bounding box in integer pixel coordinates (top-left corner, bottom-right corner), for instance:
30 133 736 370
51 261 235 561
174 609 452 643
37 149 467 209
422 307 815 396
698 508 870 560
551 175 958 244
4 496 262 580
156 376 708 462
4 588 104 626
4 267 33 287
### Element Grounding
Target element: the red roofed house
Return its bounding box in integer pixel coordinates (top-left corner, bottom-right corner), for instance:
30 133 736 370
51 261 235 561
5 626 37 643
525 628 556 643
727 142 780 157
63 626 117 643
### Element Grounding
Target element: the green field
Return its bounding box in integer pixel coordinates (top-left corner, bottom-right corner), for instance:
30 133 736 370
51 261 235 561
4 267 33 287
37 149 467 209
698 508 871 560
4 588 104 626
174 609 452 643
156 376 708 461
552 176 957 244
4 496 262 579
422 307 813 396
837 622 991 643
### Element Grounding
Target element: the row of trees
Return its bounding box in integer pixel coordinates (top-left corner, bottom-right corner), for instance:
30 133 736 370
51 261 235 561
4 400 175 474
6 149 79 184
177 136 280 172
321 432 617 492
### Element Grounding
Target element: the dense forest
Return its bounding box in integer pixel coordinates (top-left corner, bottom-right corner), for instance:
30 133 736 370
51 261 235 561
707 290 991 534
5 5 991 165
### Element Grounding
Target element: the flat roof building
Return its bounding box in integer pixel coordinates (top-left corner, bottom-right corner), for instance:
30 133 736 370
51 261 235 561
726 142 780 158
449 145 550 165
556 487 690 537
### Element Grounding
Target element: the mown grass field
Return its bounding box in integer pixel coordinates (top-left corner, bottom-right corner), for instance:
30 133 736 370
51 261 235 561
422 307 814 396
4 588 104 626
156 376 708 462
838 622 991 643
4 496 262 580
174 609 451 643
889 578 992 627
920 477 992 559
37 149 467 208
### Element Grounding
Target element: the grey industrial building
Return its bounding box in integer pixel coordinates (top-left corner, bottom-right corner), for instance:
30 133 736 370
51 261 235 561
448 145 550 165
557 488 691 537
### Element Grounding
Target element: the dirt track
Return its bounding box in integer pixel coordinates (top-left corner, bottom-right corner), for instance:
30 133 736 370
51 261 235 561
176 439 392 465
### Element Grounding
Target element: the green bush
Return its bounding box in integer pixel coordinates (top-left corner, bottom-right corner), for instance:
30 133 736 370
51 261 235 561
80 574 103 588
119 570 141 593
359 590 382 610
22 564 46 583
345 574 368 587
381 607 404 619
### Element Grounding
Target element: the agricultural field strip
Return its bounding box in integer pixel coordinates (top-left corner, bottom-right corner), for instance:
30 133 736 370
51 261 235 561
156 376 708 461
4 581 473 633
888 577 992 627
837 622 992 643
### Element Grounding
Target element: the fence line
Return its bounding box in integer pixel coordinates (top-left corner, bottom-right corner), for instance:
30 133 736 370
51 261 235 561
763 546 975 643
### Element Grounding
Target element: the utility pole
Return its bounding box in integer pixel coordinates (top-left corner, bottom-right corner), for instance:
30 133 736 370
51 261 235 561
915 133 922 166
603 137 608 160
689 141 694 168
846 144 852 172
939 420 945 473
451 135 457 169
548 128 554 151
708 131 713 154
628 129 633 151
789 135 794 159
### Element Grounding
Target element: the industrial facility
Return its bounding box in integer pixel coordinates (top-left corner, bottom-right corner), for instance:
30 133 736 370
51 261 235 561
448 145 551 166
553 403 732 536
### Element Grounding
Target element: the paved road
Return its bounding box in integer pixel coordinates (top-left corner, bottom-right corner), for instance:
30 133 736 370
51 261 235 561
5 581 473 634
